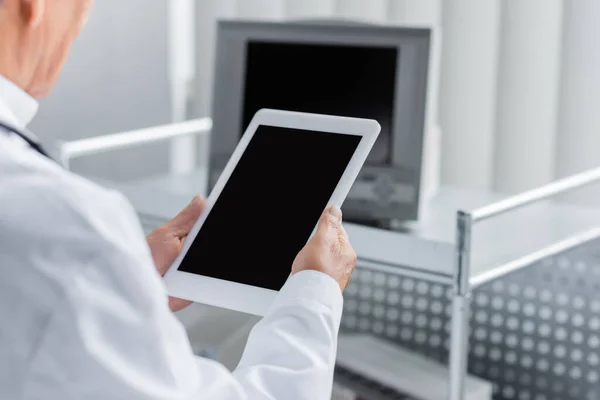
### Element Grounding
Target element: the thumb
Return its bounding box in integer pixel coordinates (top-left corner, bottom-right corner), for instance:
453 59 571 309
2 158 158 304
167 196 205 238
316 205 343 237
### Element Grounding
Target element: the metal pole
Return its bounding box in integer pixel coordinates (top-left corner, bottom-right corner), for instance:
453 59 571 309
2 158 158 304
470 226 600 289
471 165 600 222
56 118 212 171
448 211 473 400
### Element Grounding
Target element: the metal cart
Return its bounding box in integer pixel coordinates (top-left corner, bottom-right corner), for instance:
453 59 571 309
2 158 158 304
57 120 600 400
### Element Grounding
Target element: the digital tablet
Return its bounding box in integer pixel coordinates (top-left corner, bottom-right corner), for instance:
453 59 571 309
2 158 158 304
164 109 380 315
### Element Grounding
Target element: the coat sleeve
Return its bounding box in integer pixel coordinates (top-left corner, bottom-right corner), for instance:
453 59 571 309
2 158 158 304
22 190 343 400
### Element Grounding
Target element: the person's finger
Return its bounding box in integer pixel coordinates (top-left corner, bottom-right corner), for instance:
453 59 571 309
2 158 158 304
169 296 193 313
316 205 342 237
338 224 350 244
166 196 205 238
344 245 357 266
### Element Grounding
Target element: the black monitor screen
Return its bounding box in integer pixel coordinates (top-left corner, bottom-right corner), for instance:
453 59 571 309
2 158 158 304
179 125 361 290
242 41 398 165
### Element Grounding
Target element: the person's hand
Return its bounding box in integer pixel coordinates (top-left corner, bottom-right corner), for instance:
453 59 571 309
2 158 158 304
147 196 206 312
292 206 357 291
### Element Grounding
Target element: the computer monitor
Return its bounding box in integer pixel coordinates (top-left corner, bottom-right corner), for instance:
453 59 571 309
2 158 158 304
207 20 431 224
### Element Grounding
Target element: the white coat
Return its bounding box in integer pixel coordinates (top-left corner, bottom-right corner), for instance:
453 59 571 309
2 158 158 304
0 74 343 399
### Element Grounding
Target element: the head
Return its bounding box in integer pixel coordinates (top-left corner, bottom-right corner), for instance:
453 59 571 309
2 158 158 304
0 0 93 97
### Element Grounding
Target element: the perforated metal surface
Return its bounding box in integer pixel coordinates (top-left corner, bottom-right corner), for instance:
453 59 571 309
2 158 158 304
340 239 600 400
342 268 452 363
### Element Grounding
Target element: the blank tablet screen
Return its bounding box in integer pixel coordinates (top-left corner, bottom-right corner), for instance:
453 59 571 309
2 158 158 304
179 125 361 290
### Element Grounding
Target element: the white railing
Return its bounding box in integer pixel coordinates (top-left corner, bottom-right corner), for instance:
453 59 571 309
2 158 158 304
449 165 600 400
57 118 212 171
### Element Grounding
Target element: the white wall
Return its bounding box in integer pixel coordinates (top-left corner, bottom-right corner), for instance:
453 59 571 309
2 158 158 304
169 0 199 175
493 0 563 194
30 0 173 181
556 0 600 206
40 1 600 201
438 0 501 191
187 0 600 203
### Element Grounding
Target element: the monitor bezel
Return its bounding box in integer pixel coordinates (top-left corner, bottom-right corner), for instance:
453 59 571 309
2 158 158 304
207 20 431 221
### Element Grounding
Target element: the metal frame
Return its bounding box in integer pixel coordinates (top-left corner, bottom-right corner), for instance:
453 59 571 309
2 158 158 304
50 117 600 399
448 166 600 400
56 118 212 170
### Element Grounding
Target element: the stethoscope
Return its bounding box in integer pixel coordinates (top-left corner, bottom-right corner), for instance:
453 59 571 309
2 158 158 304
0 120 53 161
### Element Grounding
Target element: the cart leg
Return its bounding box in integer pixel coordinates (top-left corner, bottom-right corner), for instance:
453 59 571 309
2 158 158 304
448 293 471 400
449 211 473 400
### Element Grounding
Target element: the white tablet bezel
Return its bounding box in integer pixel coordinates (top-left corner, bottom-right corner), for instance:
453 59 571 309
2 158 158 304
164 109 380 316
